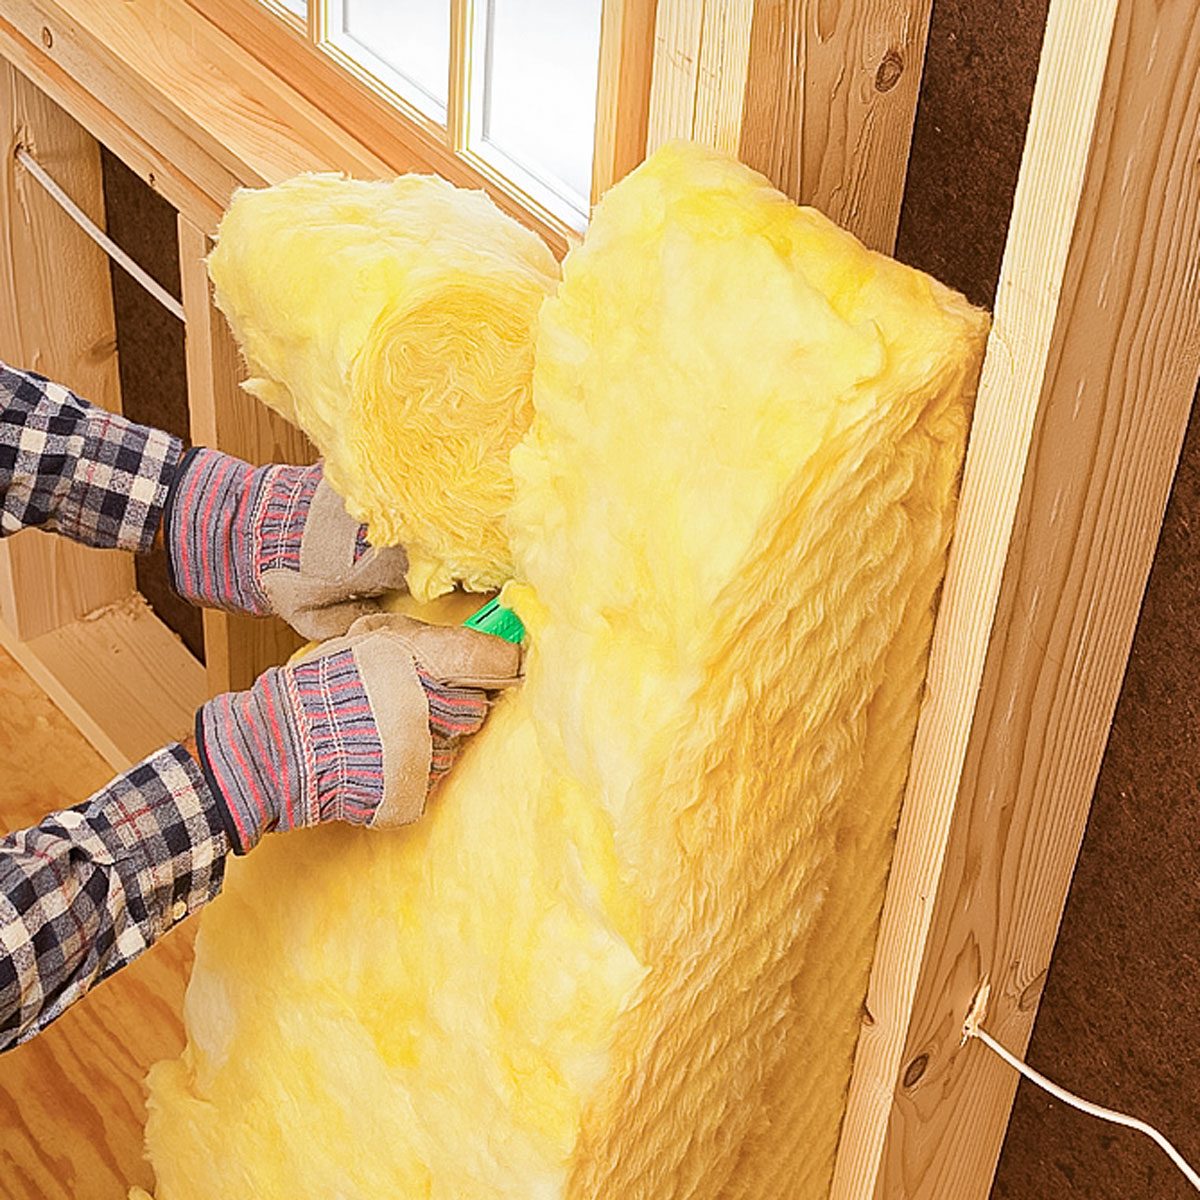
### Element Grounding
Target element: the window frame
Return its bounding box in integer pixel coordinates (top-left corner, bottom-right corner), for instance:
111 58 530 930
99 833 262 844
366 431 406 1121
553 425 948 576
183 0 656 245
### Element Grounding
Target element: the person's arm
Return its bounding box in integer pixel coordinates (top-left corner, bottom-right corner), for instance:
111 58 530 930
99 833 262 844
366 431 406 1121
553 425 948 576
0 361 180 551
0 616 520 1051
0 359 409 639
0 744 226 1051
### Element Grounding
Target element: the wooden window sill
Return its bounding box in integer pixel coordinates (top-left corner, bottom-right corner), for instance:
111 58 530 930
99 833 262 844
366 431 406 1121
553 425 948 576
0 0 572 253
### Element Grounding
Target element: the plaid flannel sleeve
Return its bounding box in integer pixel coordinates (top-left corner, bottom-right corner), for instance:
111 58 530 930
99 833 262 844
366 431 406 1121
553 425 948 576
0 361 182 553
0 744 229 1052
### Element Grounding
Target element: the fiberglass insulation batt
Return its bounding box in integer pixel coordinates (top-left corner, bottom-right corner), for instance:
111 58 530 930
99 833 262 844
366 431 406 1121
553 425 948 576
142 143 988 1199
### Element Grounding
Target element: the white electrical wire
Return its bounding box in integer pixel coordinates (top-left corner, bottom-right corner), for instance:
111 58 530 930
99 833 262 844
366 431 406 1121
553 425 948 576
969 1024 1200 1193
14 145 186 323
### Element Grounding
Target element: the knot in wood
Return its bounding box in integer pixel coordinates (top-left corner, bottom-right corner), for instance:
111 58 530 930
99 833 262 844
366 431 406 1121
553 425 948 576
902 1052 929 1088
875 49 904 93
1019 968 1049 1012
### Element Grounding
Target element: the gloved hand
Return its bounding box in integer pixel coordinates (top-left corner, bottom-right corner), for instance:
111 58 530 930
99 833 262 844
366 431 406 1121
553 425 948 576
165 447 409 639
0 363 408 638
194 614 523 854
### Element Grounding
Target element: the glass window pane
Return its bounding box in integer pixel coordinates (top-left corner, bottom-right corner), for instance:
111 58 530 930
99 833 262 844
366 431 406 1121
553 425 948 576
263 0 306 18
476 0 603 220
329 0 451 120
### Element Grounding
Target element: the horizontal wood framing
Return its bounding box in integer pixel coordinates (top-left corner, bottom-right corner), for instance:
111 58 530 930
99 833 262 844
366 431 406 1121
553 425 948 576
648 0 934 258
0 596 207 770
0 1 232 232
831 0 1200 1195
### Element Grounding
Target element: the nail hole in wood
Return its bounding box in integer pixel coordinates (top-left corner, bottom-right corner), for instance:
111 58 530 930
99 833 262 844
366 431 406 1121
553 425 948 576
41 26 53 50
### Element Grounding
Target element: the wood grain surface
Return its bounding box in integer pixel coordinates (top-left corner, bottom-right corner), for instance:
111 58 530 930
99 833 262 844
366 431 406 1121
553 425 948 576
3 0 379 201
896 9 1200 1197
0 59 134 640
0 0 239 233
832 0 1200 1195
993 394 1200 1200
0 596 206 772
0 644 193 1200
647 0 756 155
0 5 225 236
592 0 657 201
739 0 934 253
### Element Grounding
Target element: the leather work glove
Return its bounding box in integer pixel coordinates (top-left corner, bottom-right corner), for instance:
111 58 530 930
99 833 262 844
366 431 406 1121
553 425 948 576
194 614 523 854
165 447 410 639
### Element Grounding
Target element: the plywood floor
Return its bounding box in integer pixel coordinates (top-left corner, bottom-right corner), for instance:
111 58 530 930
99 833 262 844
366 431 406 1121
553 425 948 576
0 644 194 1200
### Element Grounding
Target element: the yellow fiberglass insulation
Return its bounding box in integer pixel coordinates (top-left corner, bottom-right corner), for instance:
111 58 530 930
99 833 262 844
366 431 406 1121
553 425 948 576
143 143 988 1200
206 171 559 601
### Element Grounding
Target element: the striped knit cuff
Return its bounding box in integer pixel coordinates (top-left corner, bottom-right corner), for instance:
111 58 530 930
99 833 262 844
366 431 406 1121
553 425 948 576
257 462 321 574
196 665 302 853
165 448 324 616
195 649 385 852
165 447 271 614
291 648 385 824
